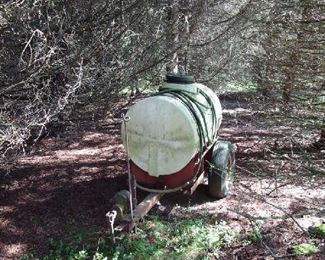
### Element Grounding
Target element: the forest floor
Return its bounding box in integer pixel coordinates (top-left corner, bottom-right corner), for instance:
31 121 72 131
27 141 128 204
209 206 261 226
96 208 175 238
0 92 324 259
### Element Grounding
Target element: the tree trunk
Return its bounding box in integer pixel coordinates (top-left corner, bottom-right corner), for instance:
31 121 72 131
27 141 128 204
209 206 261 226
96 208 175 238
178 0 190 75
320 128 325 142
166 0 179 75
283 50 298 104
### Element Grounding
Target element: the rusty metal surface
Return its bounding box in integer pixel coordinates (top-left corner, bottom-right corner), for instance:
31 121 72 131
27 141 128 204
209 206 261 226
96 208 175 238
114 192 164 232
188 171 205 195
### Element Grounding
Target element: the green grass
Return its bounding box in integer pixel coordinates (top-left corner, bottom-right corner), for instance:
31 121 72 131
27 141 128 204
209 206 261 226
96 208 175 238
21 216 235 260
119 79 156 95
247 220 264 244
224 82 257 93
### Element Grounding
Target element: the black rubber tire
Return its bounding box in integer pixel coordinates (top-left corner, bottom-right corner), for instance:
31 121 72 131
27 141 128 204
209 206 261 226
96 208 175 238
165 74 194 84
208 141 235 199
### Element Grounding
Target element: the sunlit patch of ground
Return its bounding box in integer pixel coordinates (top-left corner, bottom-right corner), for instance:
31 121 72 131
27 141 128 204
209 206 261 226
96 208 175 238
0 243 27 259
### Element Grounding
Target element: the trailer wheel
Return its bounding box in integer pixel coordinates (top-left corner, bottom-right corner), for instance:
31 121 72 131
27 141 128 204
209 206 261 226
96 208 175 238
208 141 235 199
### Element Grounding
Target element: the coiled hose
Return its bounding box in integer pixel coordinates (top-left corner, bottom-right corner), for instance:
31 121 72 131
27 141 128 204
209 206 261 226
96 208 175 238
146 87 218 189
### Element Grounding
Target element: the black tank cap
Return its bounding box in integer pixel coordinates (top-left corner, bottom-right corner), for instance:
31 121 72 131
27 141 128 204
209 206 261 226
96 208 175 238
165 74 194 84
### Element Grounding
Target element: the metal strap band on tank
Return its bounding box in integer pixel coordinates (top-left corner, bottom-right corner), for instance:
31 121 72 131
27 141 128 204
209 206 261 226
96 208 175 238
136 181 191 194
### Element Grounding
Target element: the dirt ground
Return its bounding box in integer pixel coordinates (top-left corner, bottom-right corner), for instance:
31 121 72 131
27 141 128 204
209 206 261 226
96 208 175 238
0 93 324 259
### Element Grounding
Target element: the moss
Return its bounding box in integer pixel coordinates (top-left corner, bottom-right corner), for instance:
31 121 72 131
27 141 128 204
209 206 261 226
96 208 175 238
309 223 325 239
291 243 317 256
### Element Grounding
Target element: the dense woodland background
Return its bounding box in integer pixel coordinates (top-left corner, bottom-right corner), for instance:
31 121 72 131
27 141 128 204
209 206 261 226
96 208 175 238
0 0 324 259
1 0 324 164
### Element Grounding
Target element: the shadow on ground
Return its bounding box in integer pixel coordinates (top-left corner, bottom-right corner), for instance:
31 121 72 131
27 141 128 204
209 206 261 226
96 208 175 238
0 92 324 259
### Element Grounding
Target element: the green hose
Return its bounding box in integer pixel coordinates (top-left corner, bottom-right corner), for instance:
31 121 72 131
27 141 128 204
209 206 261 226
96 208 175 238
151 88 218 176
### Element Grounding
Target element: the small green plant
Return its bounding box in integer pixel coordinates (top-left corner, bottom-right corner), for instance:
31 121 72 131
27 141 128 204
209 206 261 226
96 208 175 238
309 223 325 238
42 233 91 260
291 243 317 256
248 220 264 244
20 253 34 260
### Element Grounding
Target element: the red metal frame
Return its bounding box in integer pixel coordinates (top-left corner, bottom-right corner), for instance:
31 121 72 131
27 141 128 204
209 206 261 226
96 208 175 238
131 146 213 190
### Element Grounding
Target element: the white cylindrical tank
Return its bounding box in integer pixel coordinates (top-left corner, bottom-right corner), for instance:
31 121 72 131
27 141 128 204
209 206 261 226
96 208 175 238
122 81 222 178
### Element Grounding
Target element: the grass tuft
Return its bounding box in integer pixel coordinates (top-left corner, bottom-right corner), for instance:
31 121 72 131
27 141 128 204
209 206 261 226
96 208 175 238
291 243 317 256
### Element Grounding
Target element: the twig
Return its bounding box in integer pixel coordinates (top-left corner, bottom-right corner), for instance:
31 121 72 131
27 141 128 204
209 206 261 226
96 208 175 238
230 208 278 259
239 183 308 235
265 148 325 176
266 181 292 196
